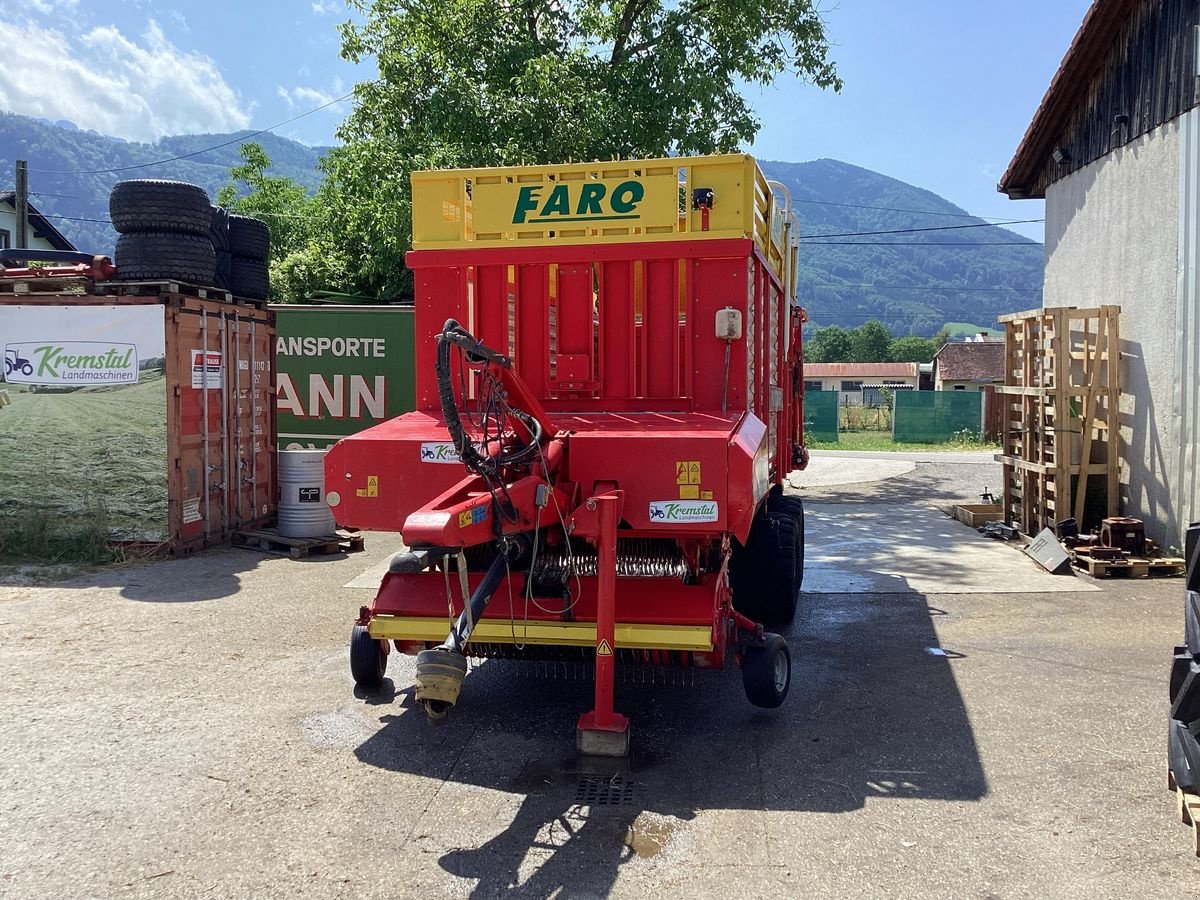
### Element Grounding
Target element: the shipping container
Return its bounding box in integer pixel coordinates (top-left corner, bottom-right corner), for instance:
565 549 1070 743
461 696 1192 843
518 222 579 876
0 289 275 554
272 304 415 451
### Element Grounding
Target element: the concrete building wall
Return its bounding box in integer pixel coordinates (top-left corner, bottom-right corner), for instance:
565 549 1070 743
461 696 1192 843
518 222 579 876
1043 121 1182 544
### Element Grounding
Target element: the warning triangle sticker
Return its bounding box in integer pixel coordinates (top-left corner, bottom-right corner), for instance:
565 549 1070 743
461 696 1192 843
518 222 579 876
596 639 613 657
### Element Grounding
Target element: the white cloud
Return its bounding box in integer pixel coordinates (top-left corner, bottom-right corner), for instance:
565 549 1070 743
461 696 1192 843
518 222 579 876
311 0 339 13
28 0 79 13
277 80 348 112
0 18 249 141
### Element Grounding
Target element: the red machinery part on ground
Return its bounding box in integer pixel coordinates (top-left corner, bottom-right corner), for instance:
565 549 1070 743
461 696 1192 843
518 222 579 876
325 159 809 756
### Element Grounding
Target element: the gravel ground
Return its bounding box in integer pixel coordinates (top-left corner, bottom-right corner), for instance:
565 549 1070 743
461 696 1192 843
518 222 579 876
0 451 1194 899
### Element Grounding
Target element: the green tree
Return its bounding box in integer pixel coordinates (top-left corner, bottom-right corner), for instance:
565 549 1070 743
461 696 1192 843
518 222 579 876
888 335 936 363
848 320 891 362
218 143 352 302
325 0 842 299
932 326 951 349
805 325 852 363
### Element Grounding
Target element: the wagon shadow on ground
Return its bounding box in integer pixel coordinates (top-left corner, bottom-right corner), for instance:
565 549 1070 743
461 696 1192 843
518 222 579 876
352 578 987 898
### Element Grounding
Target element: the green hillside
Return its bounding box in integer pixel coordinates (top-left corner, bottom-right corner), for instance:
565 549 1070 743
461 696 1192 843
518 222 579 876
761 159 1044 336
0 114 1044 336
0 112 326 257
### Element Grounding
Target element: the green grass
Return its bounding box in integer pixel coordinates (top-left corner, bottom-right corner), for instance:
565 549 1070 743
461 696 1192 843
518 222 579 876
808 430 1000 453
0 375 168 558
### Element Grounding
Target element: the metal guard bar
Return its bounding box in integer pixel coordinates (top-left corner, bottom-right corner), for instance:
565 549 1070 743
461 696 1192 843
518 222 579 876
368 615 714 653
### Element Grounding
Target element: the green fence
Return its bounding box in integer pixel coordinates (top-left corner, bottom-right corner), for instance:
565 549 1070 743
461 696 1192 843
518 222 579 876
892 391 982 443
803 391 839 443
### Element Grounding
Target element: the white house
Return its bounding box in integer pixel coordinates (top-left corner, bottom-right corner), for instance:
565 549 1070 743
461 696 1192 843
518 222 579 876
0 193 78 253
1000 0 1200 547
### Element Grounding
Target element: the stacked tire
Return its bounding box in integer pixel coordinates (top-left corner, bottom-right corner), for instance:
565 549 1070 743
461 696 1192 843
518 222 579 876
1169 523 1200 795
227 214 270 300
110 180 216 285
109 179 270 300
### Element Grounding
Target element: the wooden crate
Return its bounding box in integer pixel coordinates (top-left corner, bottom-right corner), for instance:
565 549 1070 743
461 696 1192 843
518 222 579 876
954 503 1004 527
993 306 1123 536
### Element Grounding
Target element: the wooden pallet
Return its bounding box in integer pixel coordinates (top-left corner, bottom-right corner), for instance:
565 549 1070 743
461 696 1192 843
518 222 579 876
1069 552 1185 578
101 280 237 303
233 528 365 559
994 305 1123 535
1169 771 1200 857
0 276 89 295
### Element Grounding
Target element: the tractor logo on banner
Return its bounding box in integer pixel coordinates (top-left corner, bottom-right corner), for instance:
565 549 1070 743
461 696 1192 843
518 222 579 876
648 500 719 523
4 342 137 386
420 442 462 464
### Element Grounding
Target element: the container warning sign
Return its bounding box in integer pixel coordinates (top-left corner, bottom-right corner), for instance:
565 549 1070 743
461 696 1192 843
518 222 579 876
191 350 223 389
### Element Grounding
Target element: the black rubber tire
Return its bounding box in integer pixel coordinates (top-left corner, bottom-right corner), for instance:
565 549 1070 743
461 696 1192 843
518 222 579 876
770 494 806 592
109 179 212 235
350 624 386 689
115 231 216 284
213 250 232 292
230 255 269 299
228 214 270 261
730 509 800 628
765 514 800 627
742 633 791 708
209 205 231 252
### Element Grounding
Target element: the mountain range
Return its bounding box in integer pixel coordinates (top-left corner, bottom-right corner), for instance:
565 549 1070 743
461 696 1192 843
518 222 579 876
0 112 1043 336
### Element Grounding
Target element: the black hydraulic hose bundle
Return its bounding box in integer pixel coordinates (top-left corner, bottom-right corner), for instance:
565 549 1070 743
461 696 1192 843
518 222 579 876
435 319 543 476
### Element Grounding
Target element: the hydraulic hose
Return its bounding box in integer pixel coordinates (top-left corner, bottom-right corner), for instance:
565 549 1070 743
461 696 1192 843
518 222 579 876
434 319 544 474
441 537 527 653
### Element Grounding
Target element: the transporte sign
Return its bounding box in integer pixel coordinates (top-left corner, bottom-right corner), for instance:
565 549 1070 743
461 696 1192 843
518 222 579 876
273 305 415 451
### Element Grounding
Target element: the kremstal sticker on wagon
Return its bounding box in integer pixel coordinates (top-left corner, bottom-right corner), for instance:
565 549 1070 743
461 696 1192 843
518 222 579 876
648 500 719 523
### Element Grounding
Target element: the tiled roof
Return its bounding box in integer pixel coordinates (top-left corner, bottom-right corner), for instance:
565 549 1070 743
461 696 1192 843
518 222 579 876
933 341 1006 382
804 363 920 378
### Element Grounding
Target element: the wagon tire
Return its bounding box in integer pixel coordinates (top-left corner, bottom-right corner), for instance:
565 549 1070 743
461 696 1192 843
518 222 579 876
115 231 216 284
109 180 212 235
769 493 805 591
350 624 386 690
228 215 270 260
230 256 269 300
743 633 790 708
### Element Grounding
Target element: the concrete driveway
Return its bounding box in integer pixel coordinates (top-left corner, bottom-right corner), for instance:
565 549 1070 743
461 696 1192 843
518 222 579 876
0 450 1191 898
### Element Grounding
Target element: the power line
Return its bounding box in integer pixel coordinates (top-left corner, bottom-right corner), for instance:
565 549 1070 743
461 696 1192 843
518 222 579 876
40 213 113 224
27 88 358 176
801 219 1044 239
806 281 1042 292
791 196 1035 221
804 241 1037 246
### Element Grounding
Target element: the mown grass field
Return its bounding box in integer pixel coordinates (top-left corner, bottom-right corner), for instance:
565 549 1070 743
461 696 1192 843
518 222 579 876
0 375 167 553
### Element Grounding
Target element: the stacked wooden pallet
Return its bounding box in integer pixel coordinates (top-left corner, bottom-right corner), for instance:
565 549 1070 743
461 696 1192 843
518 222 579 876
993 305 1122 536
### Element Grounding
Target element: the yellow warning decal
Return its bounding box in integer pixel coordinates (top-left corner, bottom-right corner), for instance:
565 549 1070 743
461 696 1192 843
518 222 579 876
596 639 613 657
366 475 379 497
458 510 473 528
675 460 701 485
679 484 699 499
701 489 714 500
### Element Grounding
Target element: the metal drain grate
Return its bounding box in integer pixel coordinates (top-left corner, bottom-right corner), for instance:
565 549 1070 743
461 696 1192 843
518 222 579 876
574 774 635 807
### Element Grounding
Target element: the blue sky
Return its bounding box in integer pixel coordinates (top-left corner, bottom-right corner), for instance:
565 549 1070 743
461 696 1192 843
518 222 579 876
0 0 1092 240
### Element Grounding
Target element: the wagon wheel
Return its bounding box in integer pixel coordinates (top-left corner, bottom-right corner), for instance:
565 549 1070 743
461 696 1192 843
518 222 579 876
350 624 387 690
742 633 791 708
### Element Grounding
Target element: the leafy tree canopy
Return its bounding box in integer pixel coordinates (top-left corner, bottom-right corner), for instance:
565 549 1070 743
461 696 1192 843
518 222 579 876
888 335 937 363
805 325 852 363
848 320 891 363
217 143 352 302
325 0 842 298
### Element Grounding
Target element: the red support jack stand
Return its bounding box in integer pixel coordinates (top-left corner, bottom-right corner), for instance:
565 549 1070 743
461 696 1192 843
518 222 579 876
576 492 630 757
